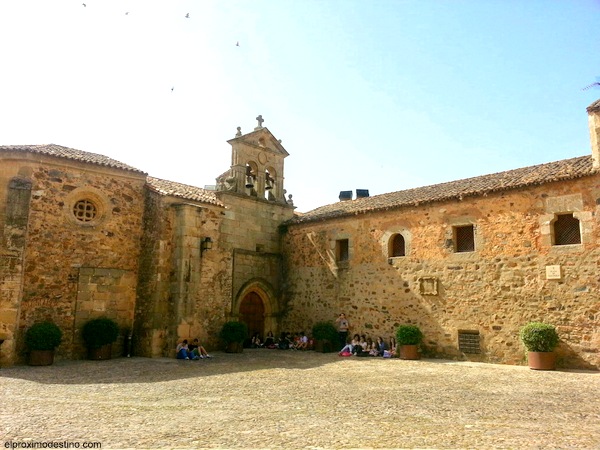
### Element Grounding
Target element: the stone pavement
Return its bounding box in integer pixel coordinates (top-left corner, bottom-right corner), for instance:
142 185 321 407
1 349 599 449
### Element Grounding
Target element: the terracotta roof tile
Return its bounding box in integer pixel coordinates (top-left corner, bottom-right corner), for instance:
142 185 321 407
291 155 596 224
146 176 224 207
0 144 145 174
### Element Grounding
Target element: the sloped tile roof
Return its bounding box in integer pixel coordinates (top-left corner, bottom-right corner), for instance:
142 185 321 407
0 144 145 174
146 176 224 207
291 155 596 224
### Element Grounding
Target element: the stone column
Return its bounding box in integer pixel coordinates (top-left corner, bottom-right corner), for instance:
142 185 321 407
587 100 600 169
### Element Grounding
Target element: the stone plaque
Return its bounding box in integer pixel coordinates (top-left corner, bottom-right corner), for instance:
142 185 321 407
419 277 438 296
546 265 562 280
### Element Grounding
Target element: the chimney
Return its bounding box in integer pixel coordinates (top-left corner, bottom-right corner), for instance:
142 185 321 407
356 189 370 199
339 191 352 202
588 99 600 169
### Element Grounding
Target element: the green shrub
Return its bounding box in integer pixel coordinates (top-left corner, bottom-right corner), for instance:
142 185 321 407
311 321 338 342
219 321 248 344
519 322 559 352
396 324 423 346
82 317 119 349
25 322 62 351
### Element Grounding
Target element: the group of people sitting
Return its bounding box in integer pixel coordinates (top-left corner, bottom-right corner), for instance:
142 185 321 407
176 338 213 360
339 334 397 358
176 332 398 358
250 331 312 350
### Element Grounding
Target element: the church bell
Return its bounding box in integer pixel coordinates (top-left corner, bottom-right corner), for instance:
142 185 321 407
265 176 274 190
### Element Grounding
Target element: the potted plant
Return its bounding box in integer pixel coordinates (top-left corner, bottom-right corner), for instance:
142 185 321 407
219 321 248 353
82 317 119 360
519 322 559 370
311 321 339 353
396 324 423 360
25 322 63 366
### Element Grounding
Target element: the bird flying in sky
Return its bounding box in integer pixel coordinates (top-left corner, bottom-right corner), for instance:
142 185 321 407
582 82 600 91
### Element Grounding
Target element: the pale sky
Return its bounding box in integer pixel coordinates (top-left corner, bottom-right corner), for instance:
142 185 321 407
1 1 599 212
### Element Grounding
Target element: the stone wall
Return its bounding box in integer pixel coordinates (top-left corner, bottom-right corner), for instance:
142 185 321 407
0 166 32 365
134 191 230 357
0 154 146 364
218 192 294 334
281 176 600 369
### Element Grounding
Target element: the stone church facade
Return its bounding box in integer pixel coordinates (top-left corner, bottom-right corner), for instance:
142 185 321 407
1 103 599 368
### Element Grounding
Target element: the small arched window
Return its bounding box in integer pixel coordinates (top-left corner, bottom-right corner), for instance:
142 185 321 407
391 234 406 257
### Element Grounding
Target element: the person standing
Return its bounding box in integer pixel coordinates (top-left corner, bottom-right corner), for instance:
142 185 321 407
335 313 350 350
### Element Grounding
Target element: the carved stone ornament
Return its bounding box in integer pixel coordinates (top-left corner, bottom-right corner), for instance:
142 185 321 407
418 277 438 296
224 175 237 191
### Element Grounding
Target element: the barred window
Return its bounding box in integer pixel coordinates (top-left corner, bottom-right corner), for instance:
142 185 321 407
454 225 475 253
73 199 97 222
391 234 406 257
553 214 581 246
458 330 481 354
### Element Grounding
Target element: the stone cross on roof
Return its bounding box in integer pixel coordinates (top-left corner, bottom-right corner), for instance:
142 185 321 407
254 114 264 130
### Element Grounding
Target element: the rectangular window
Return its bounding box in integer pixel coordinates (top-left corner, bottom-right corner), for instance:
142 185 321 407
454 225 475 253
458 330 481 354
336 239 349 261
553 213 581 245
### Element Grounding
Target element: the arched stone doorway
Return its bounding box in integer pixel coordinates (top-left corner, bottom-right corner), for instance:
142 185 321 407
233 278 279 342
239 291 265 341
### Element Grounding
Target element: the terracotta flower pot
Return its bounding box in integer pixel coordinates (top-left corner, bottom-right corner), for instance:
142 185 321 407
314 340 334 353
399 345 420 360
225 342 243 353
88 343 113 360
528 351 556 370
28 349 55 366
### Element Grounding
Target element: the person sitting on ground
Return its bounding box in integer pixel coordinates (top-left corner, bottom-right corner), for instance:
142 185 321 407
189 338 212 359
386 337 397 358
339 334 360 355
354 334 369 354
353 339 369 357
176 339 196 360
251 333 262 348
290 332 300 350
277 332 292 350
295 331 309 350
368 341 380 357
264 331 276 348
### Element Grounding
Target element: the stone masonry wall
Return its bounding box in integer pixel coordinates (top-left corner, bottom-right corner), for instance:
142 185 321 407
134 191 230 356
1 155 146 364
218 192 294 334
282 175 600 369
0 163 32 365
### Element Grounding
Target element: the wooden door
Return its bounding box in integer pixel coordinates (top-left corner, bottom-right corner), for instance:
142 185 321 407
239 292 265 341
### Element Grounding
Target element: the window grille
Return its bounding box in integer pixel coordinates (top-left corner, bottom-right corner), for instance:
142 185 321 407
73 199 97 222
458 331 481 354
391 234 406 257
455 225 475 252
553 214 581 245
336 239 349 261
